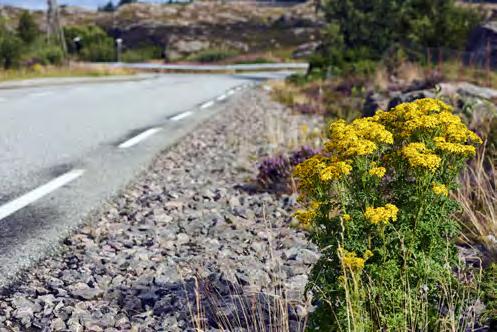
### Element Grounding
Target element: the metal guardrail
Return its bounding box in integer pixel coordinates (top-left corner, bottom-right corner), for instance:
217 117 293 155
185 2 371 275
108 62 309 72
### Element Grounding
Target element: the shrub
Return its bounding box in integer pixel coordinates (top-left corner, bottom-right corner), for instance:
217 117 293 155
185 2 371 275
0 31 22 69
317 0 482 73
482 264 497 329
64 25 115 62
121 45 163 63
257 146 319 193
31 44 64 66
293 98 482 330
17 10 39 44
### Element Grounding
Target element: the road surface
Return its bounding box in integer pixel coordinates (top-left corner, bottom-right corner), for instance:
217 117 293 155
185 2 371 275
0 71 291 288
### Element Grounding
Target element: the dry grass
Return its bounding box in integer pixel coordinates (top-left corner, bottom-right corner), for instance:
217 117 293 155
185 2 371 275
0 64 136 82
185 207 312 332
373 66 390 92
396 61 426 85
455 147 497 261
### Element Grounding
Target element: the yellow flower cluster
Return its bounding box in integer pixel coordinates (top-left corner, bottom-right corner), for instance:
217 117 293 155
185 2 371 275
293 155 327 192
293 201 319 230
369 166 386 178
340 249 374 271
432 182 449 196
402 143 441 172
342 214 352 222
320 161 353 181
325 118 393 158
364 204 399 225
434 137 476 157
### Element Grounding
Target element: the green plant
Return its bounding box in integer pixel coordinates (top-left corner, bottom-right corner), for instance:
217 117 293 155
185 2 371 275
64 25 115 62
17 10 39 44
31 44 64 66
482 264 497 329
0 31 22 69
293 98 482 330
121 45 163 63
317 0 482 73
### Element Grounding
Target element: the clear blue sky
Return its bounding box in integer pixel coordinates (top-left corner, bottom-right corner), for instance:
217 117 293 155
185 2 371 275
0 0 166 10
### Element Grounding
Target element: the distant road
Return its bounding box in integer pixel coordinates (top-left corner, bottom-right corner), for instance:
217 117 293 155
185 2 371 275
108 62 309 72
0 71 292 288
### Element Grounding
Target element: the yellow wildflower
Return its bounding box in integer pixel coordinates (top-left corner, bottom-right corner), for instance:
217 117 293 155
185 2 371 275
432 182 449 196
340 250 365 270
293 201 319 230
339 249 373 271
402 142 441 172
369 166 386 178
320 161 352 181
342 214 352 222
364 204 399 225
434 137 476 157
364 249 374 261
325 118 392 158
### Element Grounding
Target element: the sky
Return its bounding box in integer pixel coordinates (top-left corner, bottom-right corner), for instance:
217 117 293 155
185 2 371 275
0 0 165 10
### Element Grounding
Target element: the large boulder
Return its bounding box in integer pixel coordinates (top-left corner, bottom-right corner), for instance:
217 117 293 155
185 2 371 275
467 21 497 68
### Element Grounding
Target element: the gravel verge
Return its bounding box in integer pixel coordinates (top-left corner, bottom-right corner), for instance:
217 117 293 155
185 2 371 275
0 88 319 332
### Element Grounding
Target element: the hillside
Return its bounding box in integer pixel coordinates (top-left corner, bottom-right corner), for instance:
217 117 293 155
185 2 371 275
0 2 323 61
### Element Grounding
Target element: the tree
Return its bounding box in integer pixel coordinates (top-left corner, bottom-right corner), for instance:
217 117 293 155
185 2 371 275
317 0 482 72
118 0 137 7
98 1 116 12
0 28 22 69
17 10 39 44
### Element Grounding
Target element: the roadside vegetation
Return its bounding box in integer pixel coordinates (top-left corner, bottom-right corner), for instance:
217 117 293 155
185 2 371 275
0 12 137 81
253 0 497 330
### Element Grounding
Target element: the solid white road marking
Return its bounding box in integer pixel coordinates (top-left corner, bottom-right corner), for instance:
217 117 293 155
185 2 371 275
118 128 161 149
217 94 227 101
0 169 85 221
200 100 215 109
170 111 193 121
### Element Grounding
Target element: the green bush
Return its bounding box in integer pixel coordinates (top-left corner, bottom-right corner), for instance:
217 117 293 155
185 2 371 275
33 44 64 66
482 264 497 329
293 98 482 330
17 10 39 44
188 48 239 63
121 45 163 63
0 31 22 69
64 25 115 62
318 0 482 73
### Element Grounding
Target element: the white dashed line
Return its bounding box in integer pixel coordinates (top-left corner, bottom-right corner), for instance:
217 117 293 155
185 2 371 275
118 128 161 149
200 101 215 109
226 89 235 96
0 169 85 221
170 111 193 121
216 94 227 101
30 91 52 98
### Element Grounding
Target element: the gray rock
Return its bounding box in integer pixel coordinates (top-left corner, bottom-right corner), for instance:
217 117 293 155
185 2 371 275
51 317 67 331
69 283 103 300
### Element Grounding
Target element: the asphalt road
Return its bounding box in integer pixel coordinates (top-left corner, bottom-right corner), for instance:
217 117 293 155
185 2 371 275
0 71 291 288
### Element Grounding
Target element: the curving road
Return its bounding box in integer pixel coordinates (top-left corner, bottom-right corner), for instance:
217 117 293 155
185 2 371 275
0 71 291 288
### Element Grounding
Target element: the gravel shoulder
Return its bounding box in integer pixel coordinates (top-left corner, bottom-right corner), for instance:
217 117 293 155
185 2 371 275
0 88 319 331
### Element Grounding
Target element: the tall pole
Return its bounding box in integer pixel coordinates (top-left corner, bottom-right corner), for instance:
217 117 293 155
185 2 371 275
46 0 67 56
